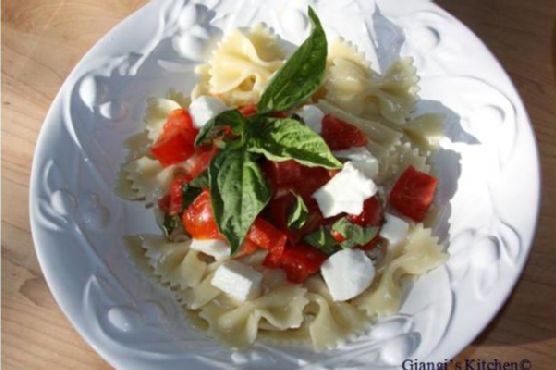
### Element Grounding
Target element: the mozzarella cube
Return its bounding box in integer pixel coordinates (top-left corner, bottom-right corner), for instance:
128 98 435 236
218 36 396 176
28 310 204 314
300 105 324 134
313 162 377 217
211 260 262 302
321 249 375 301
380 213 410 247
333 147 379 180
189 96 228 128
190 239 230 261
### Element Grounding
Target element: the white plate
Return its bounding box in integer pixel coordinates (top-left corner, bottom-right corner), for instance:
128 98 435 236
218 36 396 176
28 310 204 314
30 0 540 369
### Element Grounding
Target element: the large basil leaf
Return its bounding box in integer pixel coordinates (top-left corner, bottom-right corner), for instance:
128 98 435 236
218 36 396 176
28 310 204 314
247 118 341 169
208 148 271 253
331 218 378 249
195 110 246 146
257 7 327 113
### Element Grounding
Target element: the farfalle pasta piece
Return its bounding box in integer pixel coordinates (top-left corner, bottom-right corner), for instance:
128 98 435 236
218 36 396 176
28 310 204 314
120 156 175 201
199 284 308 348
114 132 152 200
141 236 207 289
323 39 418 124
366 58 419 125
353 224 447 317
192 24 284 107
377 141 431 184
403 113 444 152
303 276 369 350
174 262 223 310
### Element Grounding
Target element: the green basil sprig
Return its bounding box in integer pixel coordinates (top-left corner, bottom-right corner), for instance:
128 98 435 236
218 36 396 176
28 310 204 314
257 7 327 113
331 218 378 249
192 6 337 254
304 226 338 254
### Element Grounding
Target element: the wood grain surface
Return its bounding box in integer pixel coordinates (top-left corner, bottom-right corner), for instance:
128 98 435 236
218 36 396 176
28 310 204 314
2 1 555 369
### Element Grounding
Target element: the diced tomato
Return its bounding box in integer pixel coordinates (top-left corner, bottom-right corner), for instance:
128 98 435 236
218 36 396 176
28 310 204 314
279 244 327 283
151 109 198 167
183 145 218 179
245 217 287 268
262 160 333 201
182 189 221 239
238 103 257 117
235 238 259 258
389 165 438 222
321 114 367 150
168 173 192 214
267 193 296 230
247 217 287 250
158 194 171 212
347 196 383 226
331 230 347 243
262 160 303 188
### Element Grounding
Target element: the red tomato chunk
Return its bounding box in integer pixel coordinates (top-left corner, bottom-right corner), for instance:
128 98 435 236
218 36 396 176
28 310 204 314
279 244 327 284
151 109 198 167
182 189 221 239
321 114 367 150
389 165 438 222
347 196 383 226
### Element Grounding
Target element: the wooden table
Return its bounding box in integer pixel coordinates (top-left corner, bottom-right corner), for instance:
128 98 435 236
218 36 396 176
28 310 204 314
2 1 555 369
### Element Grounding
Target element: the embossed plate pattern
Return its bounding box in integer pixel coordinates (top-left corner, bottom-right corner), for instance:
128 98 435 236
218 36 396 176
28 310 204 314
29 0 540 369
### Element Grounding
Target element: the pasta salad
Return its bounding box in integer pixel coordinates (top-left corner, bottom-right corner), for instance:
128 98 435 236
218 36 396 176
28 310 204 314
116 7 448 350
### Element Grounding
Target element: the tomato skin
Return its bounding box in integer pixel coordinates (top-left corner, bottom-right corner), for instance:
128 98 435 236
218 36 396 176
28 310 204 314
151 109 198 167
347 196 383 226
168 174 191 214
331 230 347 243
245 217 287 268
389 165 438 222
158 194 171 213
182 189 221 239
280 244 327 283
184 145 218 179
236 238 259 258
321 114 367 150
267 193 296 231
238 103 257 117
262 160 333 201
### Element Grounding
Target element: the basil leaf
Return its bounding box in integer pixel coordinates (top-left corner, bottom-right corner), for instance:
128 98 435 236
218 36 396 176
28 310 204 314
331 218 378 249
287 192 308 229
247 118 341 169
195 110 246 146
304 226 339 255
257 6 327 113
189 171 209 188
208 148 271 253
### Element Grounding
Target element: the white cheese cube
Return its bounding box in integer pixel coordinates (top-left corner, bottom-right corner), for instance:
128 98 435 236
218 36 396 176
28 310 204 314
300 105 324 134
189 96 228 128
333 147 379 180
190 238 230 261
211 260 262 302
313 162 377 217
320 249 375 301
380 213 410 247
